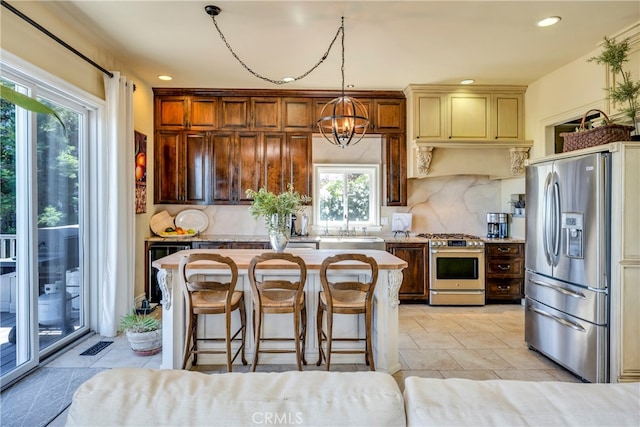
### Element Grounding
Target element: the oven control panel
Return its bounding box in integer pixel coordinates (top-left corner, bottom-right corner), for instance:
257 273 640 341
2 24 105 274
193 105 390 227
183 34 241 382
430 239 484 247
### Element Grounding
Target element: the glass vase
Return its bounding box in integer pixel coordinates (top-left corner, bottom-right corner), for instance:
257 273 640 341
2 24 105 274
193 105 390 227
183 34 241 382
268 214 290 252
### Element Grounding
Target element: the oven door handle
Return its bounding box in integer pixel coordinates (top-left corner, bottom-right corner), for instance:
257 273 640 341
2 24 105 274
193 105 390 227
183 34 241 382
431 290 485 295
430 249 485 254
528 305 586 333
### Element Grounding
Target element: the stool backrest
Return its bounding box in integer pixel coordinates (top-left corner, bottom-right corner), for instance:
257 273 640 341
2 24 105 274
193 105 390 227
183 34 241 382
319 253 379 305
248 253 307 307
179 253 239 308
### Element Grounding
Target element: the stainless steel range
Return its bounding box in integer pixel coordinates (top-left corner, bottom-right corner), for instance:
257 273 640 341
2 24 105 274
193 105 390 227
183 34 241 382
418 233 485 306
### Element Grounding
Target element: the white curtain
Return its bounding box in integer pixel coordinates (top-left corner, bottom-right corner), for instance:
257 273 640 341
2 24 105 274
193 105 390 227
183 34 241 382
99 72 135 336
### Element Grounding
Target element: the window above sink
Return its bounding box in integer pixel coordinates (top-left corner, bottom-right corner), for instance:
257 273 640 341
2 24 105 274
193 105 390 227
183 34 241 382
313 164 380 233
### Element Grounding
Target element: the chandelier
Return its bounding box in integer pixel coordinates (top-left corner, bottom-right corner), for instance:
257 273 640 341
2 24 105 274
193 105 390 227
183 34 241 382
205 6 369 148
316 17 369 148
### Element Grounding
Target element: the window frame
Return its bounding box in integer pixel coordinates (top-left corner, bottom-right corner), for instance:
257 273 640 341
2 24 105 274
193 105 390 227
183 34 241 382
312 163 380 231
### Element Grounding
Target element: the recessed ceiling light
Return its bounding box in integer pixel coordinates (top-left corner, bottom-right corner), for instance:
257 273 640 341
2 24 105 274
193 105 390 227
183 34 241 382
460 79 475 85
537 16 561 27
158 75 173 81
282 77 295 83
346 84 355 88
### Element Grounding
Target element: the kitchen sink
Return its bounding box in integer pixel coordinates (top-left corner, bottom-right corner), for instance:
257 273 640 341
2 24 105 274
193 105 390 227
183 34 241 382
318 236 386 250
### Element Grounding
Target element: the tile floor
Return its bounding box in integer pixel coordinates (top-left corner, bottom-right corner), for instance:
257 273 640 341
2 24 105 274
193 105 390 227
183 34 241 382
43 302 579 425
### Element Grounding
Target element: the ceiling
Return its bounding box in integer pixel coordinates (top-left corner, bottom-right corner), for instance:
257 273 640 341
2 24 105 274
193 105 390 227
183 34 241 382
45 1 639 91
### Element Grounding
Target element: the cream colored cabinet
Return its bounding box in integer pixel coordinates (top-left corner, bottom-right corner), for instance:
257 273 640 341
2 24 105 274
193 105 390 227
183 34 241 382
405 85 525 142
493 93 524 140
610 142 640 382
404 85 530 178
448 92 490 139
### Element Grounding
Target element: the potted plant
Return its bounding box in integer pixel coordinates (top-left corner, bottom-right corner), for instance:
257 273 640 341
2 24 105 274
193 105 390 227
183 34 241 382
119 310 162 356
246 184 311 252
588 36 640 137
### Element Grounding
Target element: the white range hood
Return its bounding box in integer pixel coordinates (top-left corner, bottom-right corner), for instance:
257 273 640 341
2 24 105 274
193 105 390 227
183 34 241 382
408 140 533 179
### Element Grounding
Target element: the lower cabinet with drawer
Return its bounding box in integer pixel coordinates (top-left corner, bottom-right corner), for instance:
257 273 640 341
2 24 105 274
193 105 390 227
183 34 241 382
386 242 429 302
485 242 524 302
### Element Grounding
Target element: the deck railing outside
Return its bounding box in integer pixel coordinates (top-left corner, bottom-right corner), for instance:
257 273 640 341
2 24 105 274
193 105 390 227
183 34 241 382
0 235 17 259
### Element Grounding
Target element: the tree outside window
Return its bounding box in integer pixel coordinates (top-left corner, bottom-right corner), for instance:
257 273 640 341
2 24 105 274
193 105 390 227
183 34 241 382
314 164 379 230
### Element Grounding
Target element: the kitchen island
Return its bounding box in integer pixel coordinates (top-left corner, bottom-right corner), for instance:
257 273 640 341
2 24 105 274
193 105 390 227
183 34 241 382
152 249 407 373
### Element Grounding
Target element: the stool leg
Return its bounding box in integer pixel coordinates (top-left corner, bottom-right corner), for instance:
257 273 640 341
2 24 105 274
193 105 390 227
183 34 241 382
225 310 232 372
316 299 323 366
365 308 375 371
326 310 333 371
182 312 195 370
239 295 248 365
252 308 262 372
294 305 302 371
301 303 307 365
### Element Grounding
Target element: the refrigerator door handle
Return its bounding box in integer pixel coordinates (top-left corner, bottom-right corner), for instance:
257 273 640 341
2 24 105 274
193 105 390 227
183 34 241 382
551 173 561 265
529 305 587 332
542 172 554 264
528 277 587 299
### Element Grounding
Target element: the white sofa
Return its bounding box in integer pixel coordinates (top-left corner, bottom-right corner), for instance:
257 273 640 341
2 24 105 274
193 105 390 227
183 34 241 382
403 377 640 426
66 368 406 427
67 368 640 427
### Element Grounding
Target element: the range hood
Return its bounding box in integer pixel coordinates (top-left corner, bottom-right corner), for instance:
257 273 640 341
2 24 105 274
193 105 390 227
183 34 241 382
408 140 533 179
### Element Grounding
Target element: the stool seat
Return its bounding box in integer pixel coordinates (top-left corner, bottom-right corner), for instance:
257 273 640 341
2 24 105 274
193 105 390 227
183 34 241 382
191 290 243 314
319 289 366 309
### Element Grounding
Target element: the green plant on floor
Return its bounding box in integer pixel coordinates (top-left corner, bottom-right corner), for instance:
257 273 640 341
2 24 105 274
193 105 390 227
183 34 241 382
588 36 640 135
119 311 161 333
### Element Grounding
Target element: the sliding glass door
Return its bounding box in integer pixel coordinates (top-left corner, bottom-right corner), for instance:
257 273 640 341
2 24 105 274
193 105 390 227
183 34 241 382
1 70 90 387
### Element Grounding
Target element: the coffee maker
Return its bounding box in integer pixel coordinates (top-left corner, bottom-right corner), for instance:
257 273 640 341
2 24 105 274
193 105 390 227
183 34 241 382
487 213 509 238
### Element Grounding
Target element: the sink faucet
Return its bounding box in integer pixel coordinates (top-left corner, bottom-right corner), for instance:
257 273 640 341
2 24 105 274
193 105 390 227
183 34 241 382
344 214 350 236
323 220 329 236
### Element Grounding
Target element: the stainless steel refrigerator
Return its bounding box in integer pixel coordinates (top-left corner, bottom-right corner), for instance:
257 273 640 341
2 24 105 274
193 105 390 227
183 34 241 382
525 151 610 383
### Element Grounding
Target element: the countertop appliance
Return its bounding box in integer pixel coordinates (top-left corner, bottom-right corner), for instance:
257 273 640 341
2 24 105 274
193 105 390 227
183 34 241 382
418 233 485 306
525 151 610 383
487 213 509 239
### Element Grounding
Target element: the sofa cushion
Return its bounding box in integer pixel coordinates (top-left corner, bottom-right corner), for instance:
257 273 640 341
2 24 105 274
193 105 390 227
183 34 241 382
403 377 640 426
67 368 406 426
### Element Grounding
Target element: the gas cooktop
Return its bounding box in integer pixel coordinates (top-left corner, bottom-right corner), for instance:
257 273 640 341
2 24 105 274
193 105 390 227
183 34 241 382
417 233 482 240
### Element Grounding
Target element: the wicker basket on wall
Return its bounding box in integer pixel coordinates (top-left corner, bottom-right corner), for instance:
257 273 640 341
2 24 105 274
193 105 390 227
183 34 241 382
560 109 634 152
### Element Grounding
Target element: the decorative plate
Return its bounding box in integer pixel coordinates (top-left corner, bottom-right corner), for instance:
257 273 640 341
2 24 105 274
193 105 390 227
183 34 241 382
175 209 209 233
158 231 197 238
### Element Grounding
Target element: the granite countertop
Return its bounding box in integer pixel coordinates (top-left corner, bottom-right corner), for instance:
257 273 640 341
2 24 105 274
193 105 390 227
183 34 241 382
146 234 321 243
146 234 524 244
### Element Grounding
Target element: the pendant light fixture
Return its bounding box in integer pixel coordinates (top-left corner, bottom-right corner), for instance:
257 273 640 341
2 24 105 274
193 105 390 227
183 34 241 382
204 6 368 148
317 17 370 148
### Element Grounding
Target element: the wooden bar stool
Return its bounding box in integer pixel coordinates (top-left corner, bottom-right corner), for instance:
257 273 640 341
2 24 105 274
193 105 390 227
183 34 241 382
248 252 307 371
316 253 378 371
179 253 247 371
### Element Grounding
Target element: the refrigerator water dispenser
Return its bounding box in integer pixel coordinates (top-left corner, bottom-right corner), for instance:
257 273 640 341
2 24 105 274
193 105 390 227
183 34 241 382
562 212 583 258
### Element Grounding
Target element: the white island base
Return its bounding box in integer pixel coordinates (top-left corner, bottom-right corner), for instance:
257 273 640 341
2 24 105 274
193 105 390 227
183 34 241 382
153 249 407 374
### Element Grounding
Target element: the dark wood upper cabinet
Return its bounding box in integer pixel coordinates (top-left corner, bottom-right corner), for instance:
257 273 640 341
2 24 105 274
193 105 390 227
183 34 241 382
283 98 313 131
285 134 312 198
384 133 407 206
252 98 281 131
234 132 262 202
220 97 281 131
261 133 287 194
154 130 210 204
155 96 217 130
153 88 406 206
220 97 250 129
210 132 234 203
373 99 405 132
